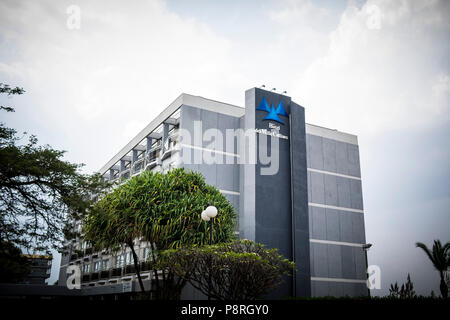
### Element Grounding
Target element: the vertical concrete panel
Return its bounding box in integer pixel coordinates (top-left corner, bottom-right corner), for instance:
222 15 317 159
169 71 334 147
342 283 357 297
336 176 351 208
322 138 337 173
305 134 311 168
310 171 325 204
58 265 67 286
311 206 326 240
307 170 312 202
180 105 201 147
347 144 361 177
201 109 218 149
198 164 217 186
217 113 234 151
312 281 329 297
327 244 343 278
309 135 324 170
328 282 344 297
216 164 234 191
313 243 328 277
352 214 366 244
290 101 311 297
242 89 256 242
353 247 367 280
309 243 315 276
326 209 340 241
324 174 338 206
354 283 369 297
308 208 313 238
341 246 356 279
335 141 348 175
350 179 364 210
339 211 353 243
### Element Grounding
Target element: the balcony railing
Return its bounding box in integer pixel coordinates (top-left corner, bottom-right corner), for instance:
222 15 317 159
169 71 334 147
111 267 122 278
133 159 144 174
91 272 100 281
124 265 136 275
120 170 130 180
100 270 110 279
140 261 152 272
168 128 179 140
82 274 90 283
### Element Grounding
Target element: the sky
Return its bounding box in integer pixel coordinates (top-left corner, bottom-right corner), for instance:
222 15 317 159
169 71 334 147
0 0 449 295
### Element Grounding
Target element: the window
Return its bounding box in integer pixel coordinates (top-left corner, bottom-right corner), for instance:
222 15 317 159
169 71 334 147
94 261 101 272
115 254 124 268
82 264 90 274
143 247 152 261
125 252 133 265
102 259 109 270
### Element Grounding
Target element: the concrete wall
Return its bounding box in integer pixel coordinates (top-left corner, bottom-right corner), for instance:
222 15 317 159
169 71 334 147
179 104 241 215
306 132 367 297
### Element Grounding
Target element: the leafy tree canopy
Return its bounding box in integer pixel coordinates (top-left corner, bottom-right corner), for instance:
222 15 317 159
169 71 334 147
0 240 31 283
158 240 295 300
83 168 236 251
83 168 236 298
0 83 107 253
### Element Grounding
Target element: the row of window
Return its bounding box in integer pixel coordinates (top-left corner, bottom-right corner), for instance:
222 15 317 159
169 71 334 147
81 247 153 273
106 124 179 182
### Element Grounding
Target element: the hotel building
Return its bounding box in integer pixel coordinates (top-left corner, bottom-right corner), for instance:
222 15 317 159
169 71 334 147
58 87 368 298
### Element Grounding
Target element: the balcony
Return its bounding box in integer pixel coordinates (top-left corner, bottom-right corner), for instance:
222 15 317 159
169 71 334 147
111 267 122 278
133 159 144 175
168 128 179 140
100 270 110 279
145 151 161 170
161 142 180 161
91 272 100 281
120 170 130 181
140 261 152 272
82 274 90 283
124 265 136 275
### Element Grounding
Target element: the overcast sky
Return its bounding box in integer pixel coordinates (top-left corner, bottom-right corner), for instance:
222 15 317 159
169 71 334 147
0 0 448 296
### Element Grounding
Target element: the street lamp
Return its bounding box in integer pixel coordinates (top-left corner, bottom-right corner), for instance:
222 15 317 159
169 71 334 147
201 204 217 245
362 243 372 298
201 203 217 300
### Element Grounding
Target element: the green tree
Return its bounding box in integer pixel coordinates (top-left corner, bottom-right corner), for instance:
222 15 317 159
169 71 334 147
416 239 450 298
0 83 107 253
388 274 416 299
83 168 236 298
0 240 31 283
158 240 295 300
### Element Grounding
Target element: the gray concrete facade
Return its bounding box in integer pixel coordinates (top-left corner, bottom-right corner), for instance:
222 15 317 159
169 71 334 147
59 88 367 299
306 125 367 297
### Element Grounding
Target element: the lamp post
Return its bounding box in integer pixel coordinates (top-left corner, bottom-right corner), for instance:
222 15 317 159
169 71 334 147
201 204 218 245
362 243 372 298
201 203 217 300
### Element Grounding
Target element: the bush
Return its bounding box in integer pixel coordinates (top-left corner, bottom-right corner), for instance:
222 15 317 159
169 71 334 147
159 240 295 300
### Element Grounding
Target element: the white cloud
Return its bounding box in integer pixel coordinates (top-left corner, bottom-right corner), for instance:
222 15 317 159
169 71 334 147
0 0 246 171
280 0 450 134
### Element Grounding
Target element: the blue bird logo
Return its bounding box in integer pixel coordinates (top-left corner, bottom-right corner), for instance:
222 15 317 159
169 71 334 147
256 96 288 124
